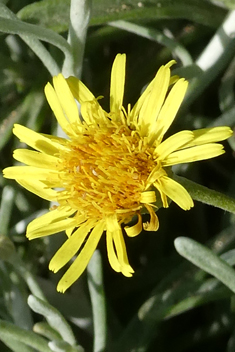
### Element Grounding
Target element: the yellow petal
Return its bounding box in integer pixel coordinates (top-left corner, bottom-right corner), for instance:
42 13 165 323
57 220 105 293
3 166 57 180
154 130 194 159
169 75 179 85
140 191 156 204
66 227 74 237
153 182 169 208
110 53 126 113
106 230 121 272
130 61 176 127
13 149 59 169
145 164 167 190
138 65 170 137
106 214 134 276
163 143 225 166
13 124 67 154
130 79 154 126
27 206 75 234
49 219 96 273
66 76 95 103
112 228 134 277
187 126 233 147
149 78 188 143
106 213 120 232
80 99 105 125
27 218 76 239
143 204 159 231
125 213 142 237
158 176 193 210
16 179 57 201
165 60 177 69
53 74 80 124
44 82 72 133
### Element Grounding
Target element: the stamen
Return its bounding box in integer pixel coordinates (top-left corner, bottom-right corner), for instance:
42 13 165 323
57 120 158 223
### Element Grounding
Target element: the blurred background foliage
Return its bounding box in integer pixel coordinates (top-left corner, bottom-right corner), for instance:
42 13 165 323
1 0 235 351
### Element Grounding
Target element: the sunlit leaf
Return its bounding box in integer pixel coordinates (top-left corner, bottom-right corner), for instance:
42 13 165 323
17 0 226 33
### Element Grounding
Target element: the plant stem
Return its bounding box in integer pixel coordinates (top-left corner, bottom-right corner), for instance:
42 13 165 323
174 175 235 213
62 0 91 78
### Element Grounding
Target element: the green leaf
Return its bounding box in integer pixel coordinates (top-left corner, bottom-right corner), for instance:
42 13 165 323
9 283 33 330
208 105 235 129
0 320 52 352
17 0 71 33
27 295 76 346
33 322 61 342
17 0 226 33
182 11 235 110
113 273 231 352
0 88 45 152
219 57 235 112
108 20 193 66
112 237 235 352
0 186 16 237
164 279 230 319
0 17 71 60
0 3 61 76
0 334 35 352
212 0 235 9
174 237 235 293
48 340 84 352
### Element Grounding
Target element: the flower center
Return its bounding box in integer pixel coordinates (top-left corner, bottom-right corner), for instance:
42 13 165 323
57 121 157 221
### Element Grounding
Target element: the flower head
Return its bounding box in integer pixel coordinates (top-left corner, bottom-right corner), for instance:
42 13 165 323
3 54 232 292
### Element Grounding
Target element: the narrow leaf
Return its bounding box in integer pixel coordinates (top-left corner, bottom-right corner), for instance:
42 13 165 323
17 0 226 32
0 320 51 352
28 295 76 346
87 250 107 352
175 237 235 293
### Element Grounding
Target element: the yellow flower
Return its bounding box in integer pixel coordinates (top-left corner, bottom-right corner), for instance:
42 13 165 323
3 54 232 293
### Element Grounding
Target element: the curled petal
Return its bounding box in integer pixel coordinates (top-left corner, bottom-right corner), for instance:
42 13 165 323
143 204 159 231
125 213 142 237
140 191 156 204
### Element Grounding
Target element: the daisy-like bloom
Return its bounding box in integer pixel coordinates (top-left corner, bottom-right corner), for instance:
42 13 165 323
3 54 232 293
